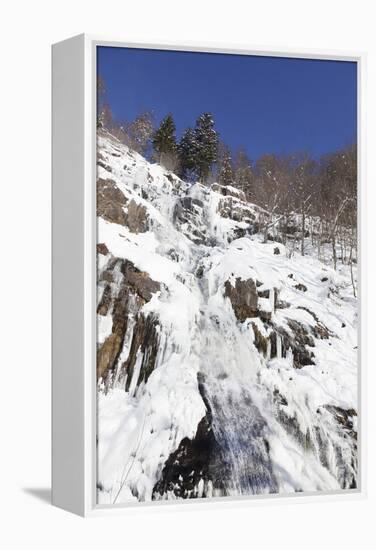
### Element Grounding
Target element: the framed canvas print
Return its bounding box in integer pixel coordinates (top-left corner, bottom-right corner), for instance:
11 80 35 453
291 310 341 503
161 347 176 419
52 35 365 516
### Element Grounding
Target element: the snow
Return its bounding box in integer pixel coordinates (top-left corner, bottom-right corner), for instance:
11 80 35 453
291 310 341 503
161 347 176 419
96 131 358 504
97 314 113 345
98 218 179 285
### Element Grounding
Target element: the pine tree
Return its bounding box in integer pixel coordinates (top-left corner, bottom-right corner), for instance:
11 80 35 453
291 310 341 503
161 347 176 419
152 114 178 169
194 113 218 182
218 145 234 186
179 127 198 179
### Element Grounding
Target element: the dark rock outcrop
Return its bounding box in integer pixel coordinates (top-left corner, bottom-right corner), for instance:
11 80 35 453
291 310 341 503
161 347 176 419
97 257 160 383
97 179 149 232
153 374 278 499
287 320 315 368
252 322 268 356
120 259 160 301
97 284 112 316
278 408 315 452
173 197 206 244
323 405 357 439
97 152 113 173
211 183 246 200
296 306 332 339
97 272 131 381
97 242 109 256
97 178 127 226
217 197 255 225
225 278 258 322
123 313 160 392
316 405 358 488
153 414 217 499
125 199 148 233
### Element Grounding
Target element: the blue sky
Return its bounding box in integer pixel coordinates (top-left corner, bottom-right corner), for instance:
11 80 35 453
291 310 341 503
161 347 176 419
97 46 357 160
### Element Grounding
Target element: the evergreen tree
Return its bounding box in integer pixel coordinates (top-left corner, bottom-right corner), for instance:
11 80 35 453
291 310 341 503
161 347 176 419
152 114 177 158
179 127 198 179
218 145 234 186
152 114 178 170
194 113 218 182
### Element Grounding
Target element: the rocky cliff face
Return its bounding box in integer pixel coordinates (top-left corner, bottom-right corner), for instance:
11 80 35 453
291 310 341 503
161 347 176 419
96 130 358 504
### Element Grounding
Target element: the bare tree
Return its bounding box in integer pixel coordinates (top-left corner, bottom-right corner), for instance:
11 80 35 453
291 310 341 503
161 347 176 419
217 143 235 186
234 148 254 199
319 145 357 270
123 111 155 155
254 155 285 243
290 153 316 256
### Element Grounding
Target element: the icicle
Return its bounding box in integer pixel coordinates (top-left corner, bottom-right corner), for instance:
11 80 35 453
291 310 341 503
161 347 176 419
266 339 271 360
276 334 282 359
269 287 275 313
127 350 143 397
206 480 213 498
197 478 204 498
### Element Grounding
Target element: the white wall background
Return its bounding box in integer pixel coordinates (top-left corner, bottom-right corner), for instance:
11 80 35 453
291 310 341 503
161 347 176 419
1 0 375 548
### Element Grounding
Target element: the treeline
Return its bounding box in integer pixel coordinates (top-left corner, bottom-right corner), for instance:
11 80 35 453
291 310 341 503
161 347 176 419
98 102 255 191
98 76 225 182
250 147 357 284
97 77 357 278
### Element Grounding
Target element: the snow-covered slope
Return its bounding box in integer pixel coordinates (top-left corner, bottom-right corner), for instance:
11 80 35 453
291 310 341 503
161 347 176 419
96 131 358 504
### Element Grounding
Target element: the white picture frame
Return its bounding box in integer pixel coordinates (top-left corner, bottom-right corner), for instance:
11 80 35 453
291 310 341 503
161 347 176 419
52 34 366 517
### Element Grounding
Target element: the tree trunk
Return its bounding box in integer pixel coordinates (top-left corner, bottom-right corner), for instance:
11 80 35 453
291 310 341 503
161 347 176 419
349 244 356 298
317 221 322 261
301 211 305 256
332 233 337 271
263 224 268 244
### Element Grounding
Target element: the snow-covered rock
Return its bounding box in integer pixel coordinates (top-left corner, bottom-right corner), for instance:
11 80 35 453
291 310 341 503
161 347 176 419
96 130 358 504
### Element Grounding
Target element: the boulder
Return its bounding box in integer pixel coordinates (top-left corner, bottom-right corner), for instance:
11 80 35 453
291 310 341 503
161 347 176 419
97 179 149 233
97 178 127 226
125 199 148 233
225 278 258 322
120 259 160 302
97 242 109 256
217 197 255 225
286 320 315 368
211 183 246 201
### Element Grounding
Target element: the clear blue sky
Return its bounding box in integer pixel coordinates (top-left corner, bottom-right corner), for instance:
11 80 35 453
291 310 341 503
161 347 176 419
97 46 357 160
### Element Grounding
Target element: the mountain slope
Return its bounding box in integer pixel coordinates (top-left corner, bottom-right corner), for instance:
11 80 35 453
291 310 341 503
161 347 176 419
96 130 358 504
